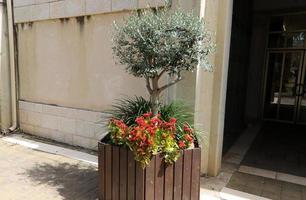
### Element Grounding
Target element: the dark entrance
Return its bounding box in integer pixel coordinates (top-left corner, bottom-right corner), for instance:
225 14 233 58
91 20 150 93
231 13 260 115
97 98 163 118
223 0 306 181
242 122 306 178
264 14 306 124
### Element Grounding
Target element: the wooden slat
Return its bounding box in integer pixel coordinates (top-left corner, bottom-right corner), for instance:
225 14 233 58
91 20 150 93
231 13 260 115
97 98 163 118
155 154 165 200
98 143 105 200
145 157 155 200
119 148 128 200
164 164 174 200
190 149 201 200
182 150 192 200
105 145 112 200
135 162 145 200
173 152 183 200
112 146 120 200
127 151 136 200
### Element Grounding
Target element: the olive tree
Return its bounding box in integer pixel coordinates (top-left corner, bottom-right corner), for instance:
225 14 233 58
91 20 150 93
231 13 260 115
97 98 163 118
112 8 214 115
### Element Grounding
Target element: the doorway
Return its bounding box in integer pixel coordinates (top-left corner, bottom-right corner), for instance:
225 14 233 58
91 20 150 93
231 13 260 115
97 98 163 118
263 14 306 124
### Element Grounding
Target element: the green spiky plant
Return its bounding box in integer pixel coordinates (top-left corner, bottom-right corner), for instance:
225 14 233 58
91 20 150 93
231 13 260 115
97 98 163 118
105 96 152 126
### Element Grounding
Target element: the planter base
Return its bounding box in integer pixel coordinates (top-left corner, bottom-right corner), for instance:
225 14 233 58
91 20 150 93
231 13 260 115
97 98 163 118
98 142 201 200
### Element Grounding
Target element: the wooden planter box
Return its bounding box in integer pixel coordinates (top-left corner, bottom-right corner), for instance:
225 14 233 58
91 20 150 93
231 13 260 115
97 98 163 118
98 142 201 200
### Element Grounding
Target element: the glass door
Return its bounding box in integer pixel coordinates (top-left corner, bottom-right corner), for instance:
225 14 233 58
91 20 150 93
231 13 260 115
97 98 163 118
263 14 306 124
279 52 303 121
264 51 304 122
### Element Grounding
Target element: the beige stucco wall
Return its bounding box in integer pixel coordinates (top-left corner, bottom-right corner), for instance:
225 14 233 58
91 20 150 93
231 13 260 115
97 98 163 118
16 0 199 112
17 12 149 111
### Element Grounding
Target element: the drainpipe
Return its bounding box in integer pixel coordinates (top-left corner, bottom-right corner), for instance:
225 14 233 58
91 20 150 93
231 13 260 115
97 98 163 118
6 0 17 132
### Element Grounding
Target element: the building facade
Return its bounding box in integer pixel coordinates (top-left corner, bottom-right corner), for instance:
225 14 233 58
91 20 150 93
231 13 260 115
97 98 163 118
0 0 233 176
5 0 304 177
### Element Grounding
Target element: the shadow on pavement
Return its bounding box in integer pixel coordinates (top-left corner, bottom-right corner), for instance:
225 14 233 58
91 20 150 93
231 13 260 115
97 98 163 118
23 162 98 200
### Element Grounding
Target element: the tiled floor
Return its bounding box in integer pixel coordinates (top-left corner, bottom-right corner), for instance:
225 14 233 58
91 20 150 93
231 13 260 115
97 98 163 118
242 122 306 178
227 172 306 200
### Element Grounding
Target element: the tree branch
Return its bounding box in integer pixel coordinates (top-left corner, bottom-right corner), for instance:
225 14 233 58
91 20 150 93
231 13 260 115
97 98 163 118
145 77 153 94
157 69 167 80
158 76 183 92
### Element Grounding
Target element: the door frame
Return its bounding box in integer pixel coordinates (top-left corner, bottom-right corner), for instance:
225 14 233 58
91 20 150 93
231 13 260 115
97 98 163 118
295 51 306 124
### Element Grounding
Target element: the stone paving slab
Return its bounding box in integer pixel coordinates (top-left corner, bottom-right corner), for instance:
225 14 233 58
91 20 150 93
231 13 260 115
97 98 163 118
0 139 98 200
227 172 306 200
242 122 306 178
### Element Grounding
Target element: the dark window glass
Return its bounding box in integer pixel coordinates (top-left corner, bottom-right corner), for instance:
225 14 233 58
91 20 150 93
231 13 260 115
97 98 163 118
264 53 283 119
269 16 284 31
285 14 306 31
268 33 286 48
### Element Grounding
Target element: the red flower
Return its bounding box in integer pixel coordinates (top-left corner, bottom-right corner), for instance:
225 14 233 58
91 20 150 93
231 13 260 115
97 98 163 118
142 135 147 142
183 124 193 134
178 141 186 148
143 112 152 118
135 116 146 126
169 118 177 124
151 116 162 125
162 121 176 132
147 127 156 136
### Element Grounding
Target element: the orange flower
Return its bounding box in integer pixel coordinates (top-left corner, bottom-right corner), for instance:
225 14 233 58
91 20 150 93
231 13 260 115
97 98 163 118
184 134 193 142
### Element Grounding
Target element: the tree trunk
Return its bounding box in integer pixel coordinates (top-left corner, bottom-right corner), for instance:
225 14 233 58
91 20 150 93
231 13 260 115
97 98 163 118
150 77 160 116
150 91 159 116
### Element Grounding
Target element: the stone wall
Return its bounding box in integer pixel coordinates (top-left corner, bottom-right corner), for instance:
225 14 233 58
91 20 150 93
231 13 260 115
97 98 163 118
13 0 165 23
19 100 108 149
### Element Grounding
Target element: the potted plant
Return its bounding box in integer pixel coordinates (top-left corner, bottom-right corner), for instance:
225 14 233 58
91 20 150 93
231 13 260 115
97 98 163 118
98 7 214 200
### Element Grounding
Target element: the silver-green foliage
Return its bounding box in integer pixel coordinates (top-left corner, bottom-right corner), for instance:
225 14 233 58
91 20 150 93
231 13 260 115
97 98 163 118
113 8 214 77
112 8 214 115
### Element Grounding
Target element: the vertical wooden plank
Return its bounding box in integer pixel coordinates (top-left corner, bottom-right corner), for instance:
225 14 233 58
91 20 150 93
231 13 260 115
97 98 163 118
182 150 192 200
164 164 174 200
173 152 183 200
191 149 201 200
145 157 155 200
135 162 145 200
120 148 128 200
112 146 120 200
105 145 112 200
155 154 165 200
98 143 105 200
127 151 136 200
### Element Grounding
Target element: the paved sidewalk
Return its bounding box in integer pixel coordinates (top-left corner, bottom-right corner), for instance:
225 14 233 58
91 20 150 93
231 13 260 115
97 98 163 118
227 172 306 200
0 138 98 200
